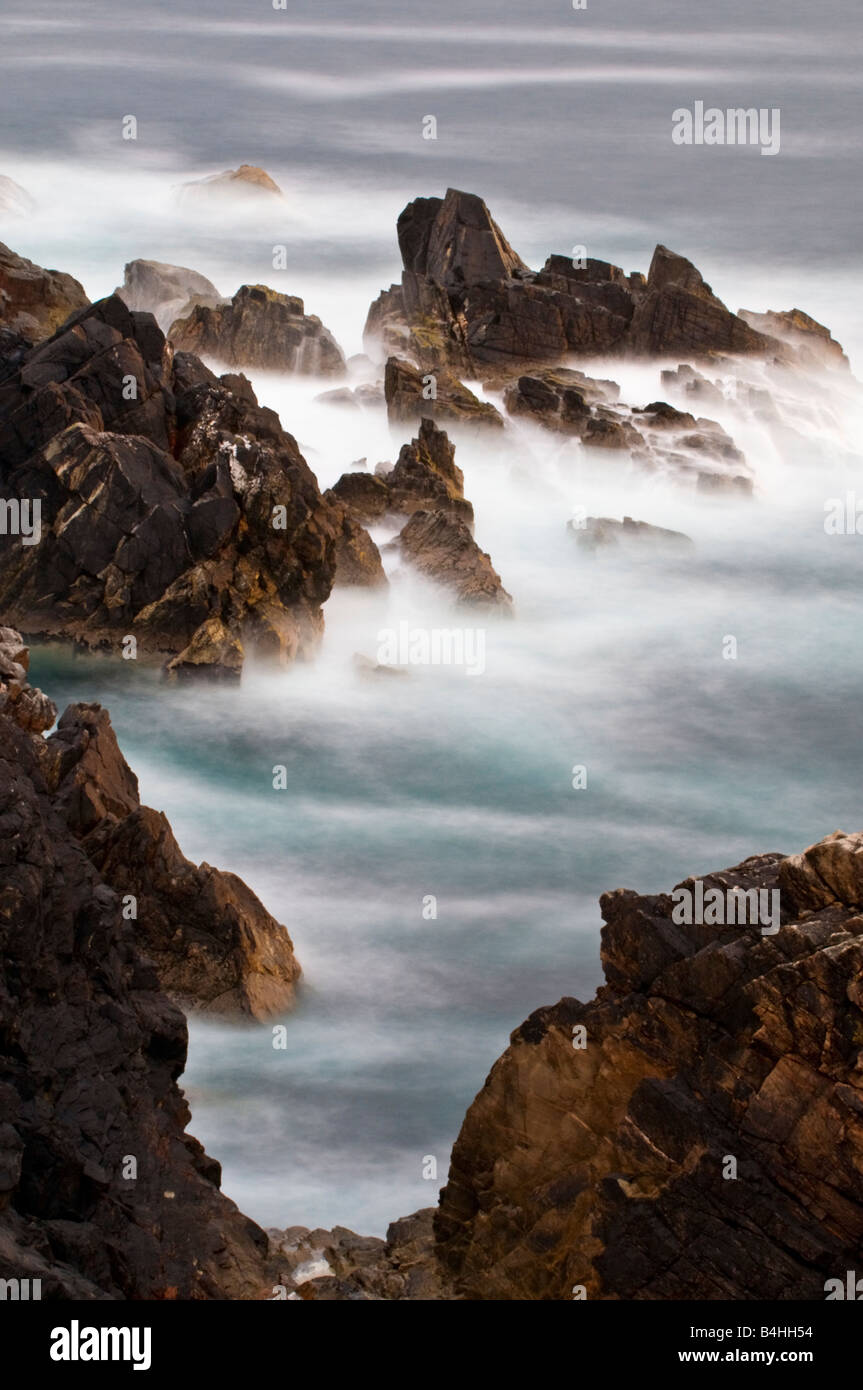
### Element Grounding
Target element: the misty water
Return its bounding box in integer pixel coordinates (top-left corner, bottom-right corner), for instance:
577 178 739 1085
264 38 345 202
7 0 863 1233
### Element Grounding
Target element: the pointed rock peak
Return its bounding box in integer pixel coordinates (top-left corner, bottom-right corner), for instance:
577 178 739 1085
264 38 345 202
647 244 714 298
397 188 529 289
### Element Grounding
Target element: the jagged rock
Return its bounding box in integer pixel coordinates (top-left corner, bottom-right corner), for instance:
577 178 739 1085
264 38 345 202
626 247 782 360
385 356 503 430
114 259 225 334
39 699 301 1018
0 689 280 1298
738 308 849 371
395 509 513 611
170 284 345 375
0 177 36 219
0 625 56 732
293 1210 452 1300
331 418 474 528
398 189 529 289
569 516 693 551
0 242 89 343
434 836 863 1299
636 400 697 430
328 471 391 524
178 165 284 201
329 510 387 589
366 193 805 373
0 292 380 676
582 415 644 451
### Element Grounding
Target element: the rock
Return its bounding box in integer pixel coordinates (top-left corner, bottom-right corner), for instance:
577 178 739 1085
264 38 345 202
352 653 408 679
0 242 89 343
395 509 513 611
636 400 697 430
178 164 284 201
114 259 225 334
696 471 753 497
328 470 391 524
0 176 36 219
0 291 380 676
738 308 849 371
170 284 346 376
331 419 474 529
366 194 807 373
434 835 863 1299
569 515 693 551
0 625 56 732
0 683 281 1298
328 508 388 589
626 246 783 360
293 1210 451 1300
397 189 529 289
38 698 301 1019
660 364 725 410
385 356 503 430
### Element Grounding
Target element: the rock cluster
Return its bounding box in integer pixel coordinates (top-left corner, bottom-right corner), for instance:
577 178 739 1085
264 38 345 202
329 418 512 608
364 189 804 375
169 284 346 375
384 356 503 431
0 280 380 676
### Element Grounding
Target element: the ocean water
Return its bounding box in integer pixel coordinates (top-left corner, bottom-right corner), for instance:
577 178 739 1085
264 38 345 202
8 0 863 1234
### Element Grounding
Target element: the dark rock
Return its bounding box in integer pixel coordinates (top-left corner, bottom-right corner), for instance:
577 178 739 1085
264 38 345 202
0 291 381 676
169 284 346 375
434 835 863 1299
385 356 503 430
395 509 513 611
569 515 694 551
0 671 282 1298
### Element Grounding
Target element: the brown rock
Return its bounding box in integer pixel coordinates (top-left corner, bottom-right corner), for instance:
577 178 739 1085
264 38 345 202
385 356 503 430
169 283 345 375
0 241 89 343
395 509 513 611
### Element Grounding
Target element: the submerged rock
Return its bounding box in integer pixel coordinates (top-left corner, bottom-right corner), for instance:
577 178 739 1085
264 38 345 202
170 283 346 375
178 164 284 201
569 515 693 551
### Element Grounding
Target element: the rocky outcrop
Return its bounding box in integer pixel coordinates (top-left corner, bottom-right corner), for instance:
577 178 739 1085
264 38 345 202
178 165 284 202
433 835 863 1299
502 367 618 435
331 418 475 528
385 356 503 431
0 177 35 219
0 658 283 1298
569 515 693 551
170 284 346 375
114 259 225 335
275 1209 451 1300
41 699 300 1019
365 191 809 374
0 242 89 343
0 289 379 676
394 509 513 611
738 307 850 371
0 624 56 732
